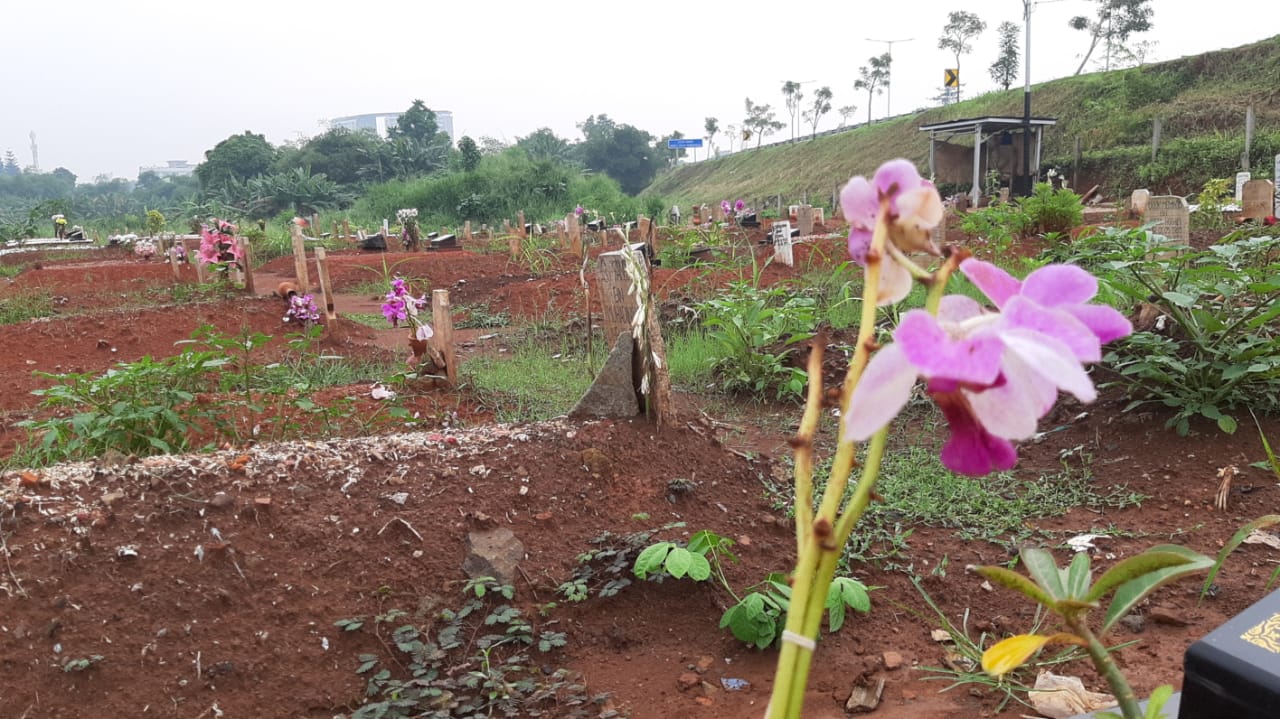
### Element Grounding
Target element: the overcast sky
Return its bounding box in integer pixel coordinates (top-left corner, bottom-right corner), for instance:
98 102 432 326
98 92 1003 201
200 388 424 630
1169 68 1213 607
2 0 1271 182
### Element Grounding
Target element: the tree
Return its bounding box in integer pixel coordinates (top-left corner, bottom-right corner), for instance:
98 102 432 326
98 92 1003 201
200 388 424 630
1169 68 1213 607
195 131 277 191
516 128 573 163
478 136 510 155
457 136 481 172
937 11 987 102
853 54 892 125
743 98 784 149
836 105 857 128
575 115 662 195
781 81 804 141
704 117 719 154
275 127 383 187
725 124 738 152
802 86 833 139
2 150 19 176
389 100 440 144
1070 0 1154 74
989 20 1020 91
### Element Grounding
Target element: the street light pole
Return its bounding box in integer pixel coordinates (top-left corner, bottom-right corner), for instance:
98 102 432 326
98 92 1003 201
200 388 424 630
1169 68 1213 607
866 37 913 117
1021 0 1033 195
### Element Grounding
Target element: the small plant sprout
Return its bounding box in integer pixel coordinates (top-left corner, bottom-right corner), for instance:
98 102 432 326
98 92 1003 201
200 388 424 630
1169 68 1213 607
977 544 1212 718
764 158 1134 719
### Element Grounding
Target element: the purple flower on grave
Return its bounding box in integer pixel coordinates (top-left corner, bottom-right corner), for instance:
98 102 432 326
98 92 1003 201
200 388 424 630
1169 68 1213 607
840 159 944 305
844 262 1129 476
284 293 321 325
721 200 732 215
574 205 584 217
382 295 408 326
735 199 746 212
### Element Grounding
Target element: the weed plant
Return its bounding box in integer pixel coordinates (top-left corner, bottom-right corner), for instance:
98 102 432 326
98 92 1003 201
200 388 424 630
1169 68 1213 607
464 337 599 422
0 289 57 324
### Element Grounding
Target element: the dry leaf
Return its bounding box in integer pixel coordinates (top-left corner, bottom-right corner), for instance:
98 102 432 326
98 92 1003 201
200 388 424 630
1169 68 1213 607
1243 530 1280 549
1029 672 1117 719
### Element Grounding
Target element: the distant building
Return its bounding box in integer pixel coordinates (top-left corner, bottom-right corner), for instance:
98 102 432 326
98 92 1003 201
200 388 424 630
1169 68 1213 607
138 160 197 179
330 110 455 144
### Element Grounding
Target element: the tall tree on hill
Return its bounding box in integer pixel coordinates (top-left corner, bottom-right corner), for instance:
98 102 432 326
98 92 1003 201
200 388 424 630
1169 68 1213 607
781 81 804 141
853 54 891 124
989 20 1021 91
457 136 481 172
836 105 857 128
802 86 833 139
743 98 784 149
1070 0 1154 74
704 117 719 154
2 150 20 176
937 11 986 102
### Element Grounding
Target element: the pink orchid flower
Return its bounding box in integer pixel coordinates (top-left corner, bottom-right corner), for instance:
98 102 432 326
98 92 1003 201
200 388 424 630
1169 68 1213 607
840 159 945 305
845 263 1129 475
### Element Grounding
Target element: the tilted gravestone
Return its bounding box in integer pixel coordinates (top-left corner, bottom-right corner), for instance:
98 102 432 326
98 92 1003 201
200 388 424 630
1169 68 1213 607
1144 195 1189 257
1241 179 1276 220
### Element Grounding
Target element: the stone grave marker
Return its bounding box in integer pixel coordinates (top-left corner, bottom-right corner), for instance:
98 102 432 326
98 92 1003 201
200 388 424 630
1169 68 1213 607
1236 172 1251 202
797 205 814 237
463 221 472 242
711 203 725 222
1144 195 1189 256
1274 154 1280 215
1241 179 1275 220
813 208 825 225
1130 188 1151 217
772 221 795 267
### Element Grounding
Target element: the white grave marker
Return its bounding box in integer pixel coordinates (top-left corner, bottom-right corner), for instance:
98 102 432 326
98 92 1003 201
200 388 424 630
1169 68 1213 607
1274 154 1280 216
772 221 794 267
1235 172 1251 202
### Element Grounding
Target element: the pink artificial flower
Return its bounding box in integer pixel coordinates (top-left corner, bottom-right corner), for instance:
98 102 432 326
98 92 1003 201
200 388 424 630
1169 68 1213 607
735 199 746 212
840 159 945 305
844 262 1129 475
721 200 732 215
574 205 584 216
382 296 408 326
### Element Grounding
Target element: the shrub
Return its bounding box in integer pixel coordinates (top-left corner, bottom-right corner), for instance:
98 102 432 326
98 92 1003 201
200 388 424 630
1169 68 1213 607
697 282 815 399
1017 182 1083 234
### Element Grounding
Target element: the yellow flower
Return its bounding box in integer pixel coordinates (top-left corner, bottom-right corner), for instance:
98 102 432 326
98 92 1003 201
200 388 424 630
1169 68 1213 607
982 634 1052 677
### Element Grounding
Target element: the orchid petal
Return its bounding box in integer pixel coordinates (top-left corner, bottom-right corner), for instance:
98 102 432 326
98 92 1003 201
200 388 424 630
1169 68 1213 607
960 259 1021 309
936 394 1019 476
1000 329 1097 404
876 253 914 306
1003 296 1102 362
938 294 985 323
895 310 1002 384
873 159 923 203
966 351 1048 440
840 176 878 230
1022 264 1098 306
844 344 917 441
848 227 872 265
1062 304 1134 344
895 182 945 231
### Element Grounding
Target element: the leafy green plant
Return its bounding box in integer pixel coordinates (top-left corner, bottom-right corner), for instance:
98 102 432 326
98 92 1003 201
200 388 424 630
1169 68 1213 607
0 289 57 325
1190 178 1233 231
977 544 1212 719
62 655 105 673
719 574 871 650
959 203 1034 254
340 582 590 719
1017 182 1083 234
697 281 815 399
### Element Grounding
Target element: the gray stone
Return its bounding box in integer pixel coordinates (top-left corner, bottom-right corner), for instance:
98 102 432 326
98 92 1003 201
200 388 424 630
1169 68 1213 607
463 527 525 586
845 677 885 713
569 333 639 419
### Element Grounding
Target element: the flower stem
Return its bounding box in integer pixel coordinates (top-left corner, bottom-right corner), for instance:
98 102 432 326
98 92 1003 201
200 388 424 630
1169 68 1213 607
766 205 891 719
1065 617 1143 719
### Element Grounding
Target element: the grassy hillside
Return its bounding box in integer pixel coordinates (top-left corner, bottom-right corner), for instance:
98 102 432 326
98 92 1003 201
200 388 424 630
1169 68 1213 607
644 35 1280 206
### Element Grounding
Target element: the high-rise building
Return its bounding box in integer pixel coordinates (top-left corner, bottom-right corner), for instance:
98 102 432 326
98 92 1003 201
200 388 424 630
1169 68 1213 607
330 110 455 144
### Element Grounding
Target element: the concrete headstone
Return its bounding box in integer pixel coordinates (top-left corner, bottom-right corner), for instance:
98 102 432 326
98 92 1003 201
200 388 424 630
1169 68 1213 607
1274 154 1280 216
569 333 640 419
1145 195 1189 256
1236 172 1251 202
1241 179 1275 220
797 205 814 237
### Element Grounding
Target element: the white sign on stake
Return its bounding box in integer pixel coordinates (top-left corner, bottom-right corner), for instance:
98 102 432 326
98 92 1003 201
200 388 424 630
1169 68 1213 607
772 221 794 267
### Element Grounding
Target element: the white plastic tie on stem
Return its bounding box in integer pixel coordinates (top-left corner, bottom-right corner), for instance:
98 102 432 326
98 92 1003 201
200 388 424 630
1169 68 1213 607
780 630 816 652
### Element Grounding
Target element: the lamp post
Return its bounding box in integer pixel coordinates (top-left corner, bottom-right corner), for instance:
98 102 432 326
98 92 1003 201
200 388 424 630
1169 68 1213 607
866 37 913 117
1021 0 1032 196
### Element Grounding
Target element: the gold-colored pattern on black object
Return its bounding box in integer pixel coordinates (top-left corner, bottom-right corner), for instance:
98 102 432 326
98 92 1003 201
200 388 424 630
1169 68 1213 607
1241 612 1280 654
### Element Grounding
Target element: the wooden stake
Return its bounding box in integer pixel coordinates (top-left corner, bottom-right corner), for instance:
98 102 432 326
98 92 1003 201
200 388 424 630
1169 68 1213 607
430 289 457 386
290 223 311 293
169 246 181 280
508 234 522 259
342 218 350 240
517 211 527 238
240 238 256 295
190 240 206 284
463 220 472 242
314 247 337 319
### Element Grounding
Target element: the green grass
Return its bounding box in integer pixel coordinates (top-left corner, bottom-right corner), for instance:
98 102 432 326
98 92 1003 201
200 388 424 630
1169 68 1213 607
0 290 57 324
0 262 27 279
464 339 598 422
666 330 716 390
344 312 387 330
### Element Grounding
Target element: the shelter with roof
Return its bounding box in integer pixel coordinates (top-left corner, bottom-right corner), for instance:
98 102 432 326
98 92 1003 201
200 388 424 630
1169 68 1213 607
918 116 1057 204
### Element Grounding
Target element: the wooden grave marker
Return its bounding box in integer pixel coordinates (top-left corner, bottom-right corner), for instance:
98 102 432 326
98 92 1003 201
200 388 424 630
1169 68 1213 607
314 247 337 319
431 289 458 386
1145 195 1190 257
289 223 311 292
1241 179 1275 220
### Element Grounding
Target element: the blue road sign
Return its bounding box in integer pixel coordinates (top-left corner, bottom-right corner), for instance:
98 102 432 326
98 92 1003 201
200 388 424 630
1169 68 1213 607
667 138 704 149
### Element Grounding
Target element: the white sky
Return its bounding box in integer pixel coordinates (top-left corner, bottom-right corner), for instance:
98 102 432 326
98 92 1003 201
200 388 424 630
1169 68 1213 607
2 0 1271 182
